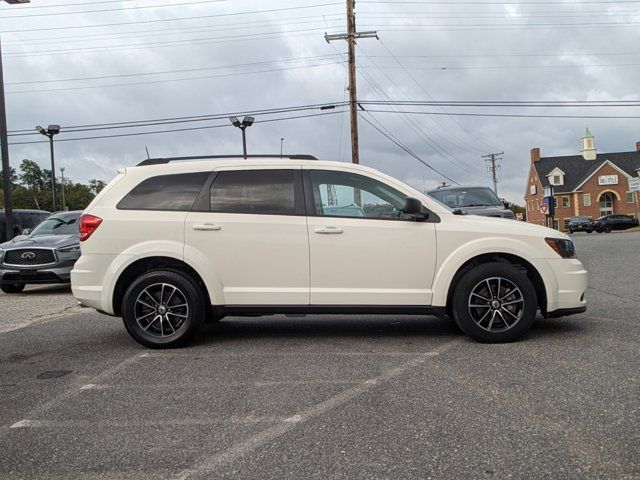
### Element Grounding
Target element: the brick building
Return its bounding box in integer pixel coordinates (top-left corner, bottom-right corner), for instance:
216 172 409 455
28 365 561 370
524 129 640 230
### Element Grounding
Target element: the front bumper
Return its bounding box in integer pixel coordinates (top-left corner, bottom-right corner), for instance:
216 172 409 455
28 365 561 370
542 258 588 314
0 265 73 284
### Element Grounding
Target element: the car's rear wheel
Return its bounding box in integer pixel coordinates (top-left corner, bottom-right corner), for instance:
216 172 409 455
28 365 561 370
568 228 574 234
451 262 537 343
586 229 593 233
122 270 206 348
603 225 612 233
1 283 25 294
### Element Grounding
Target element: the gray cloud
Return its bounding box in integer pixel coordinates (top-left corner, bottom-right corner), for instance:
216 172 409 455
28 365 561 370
3 0 640 203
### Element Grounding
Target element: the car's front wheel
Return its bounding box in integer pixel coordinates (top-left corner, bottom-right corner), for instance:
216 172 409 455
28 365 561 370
451 262 537 343
1 283 25 294
122 270 206 348
603 225 612 233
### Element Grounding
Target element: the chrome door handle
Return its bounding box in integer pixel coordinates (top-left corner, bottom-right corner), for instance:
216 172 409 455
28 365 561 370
314 227 343 234
192 223 221 231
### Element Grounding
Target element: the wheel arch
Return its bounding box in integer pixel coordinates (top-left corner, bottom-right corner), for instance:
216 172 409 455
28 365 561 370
442 253 547 316
112 256 211 317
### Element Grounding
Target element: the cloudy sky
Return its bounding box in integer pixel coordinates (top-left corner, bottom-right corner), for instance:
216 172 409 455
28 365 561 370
2 0 640 203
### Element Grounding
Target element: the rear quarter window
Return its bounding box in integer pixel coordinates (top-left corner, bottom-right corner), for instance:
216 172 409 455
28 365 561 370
117 172 209 211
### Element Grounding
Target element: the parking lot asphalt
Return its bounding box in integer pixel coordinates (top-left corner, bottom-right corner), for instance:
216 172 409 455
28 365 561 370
0 232 639 479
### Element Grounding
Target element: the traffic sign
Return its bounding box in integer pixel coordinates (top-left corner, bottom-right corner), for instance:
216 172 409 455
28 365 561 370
540 203 549 214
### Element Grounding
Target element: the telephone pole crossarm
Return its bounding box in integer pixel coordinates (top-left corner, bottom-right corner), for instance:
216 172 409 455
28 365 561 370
324 31 378 42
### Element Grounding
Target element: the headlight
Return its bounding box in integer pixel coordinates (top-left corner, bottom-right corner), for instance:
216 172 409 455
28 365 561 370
58 244 80 253
545 238 576 259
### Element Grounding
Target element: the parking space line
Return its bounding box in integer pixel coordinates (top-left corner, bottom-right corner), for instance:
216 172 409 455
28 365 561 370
176 338 463 480
9 416 290 429
140 351 435 358
1 351 146 435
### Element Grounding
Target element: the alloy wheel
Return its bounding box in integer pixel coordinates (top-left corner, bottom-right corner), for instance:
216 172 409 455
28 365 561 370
134 283 190 338
467 277 524 332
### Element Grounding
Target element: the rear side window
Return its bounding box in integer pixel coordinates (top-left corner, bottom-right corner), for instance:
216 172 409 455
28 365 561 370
210 169 295 215
117 172 209 211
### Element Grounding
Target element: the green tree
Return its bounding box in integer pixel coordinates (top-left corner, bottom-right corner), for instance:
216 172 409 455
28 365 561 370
18 159 46 210
89 179 107 195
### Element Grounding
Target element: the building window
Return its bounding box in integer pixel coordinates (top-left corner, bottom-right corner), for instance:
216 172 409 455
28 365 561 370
627 191 635 203
553 198 558 208
583 194 591 206
553 175 561 185
562 196 570 208
599 192 614 216
530 185 536 195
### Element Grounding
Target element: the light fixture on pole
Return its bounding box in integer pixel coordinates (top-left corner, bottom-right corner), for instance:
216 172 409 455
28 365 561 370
1 0 30 242
36 124 61 211
229 116 254 159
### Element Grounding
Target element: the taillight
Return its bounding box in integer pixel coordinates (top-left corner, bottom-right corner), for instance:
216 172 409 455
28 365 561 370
79 214 103 241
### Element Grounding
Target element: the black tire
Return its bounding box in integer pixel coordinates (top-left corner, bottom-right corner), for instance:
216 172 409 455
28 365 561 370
603 225 612 233
586 229 593 234
568 228 573 234
1 283 25 294
451 262 537 343
122 270 206 348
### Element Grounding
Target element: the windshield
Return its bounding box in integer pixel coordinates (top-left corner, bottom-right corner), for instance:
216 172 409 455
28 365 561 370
428 187 502 208
30 215 80 236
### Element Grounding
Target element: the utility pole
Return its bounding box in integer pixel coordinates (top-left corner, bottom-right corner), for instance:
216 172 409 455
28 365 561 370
482 152 503 196
0 36 15 241
325 0 377 165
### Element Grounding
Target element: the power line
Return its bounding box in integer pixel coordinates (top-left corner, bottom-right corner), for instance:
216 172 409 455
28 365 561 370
364 108 640 118
3 15 345 46
8 102 349 135
6 54 344 86
360 0 640 4
8 110 346 146
2 3 343 33
360 113 460 185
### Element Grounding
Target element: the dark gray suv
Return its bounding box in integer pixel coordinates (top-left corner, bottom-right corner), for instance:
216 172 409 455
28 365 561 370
0 211 82 294
427 186 515 219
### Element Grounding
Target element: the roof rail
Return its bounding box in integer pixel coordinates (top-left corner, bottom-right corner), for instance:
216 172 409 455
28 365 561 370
136 154 318 167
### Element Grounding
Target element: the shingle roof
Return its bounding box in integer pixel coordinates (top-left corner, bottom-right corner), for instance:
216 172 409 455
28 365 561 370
533 150 640 192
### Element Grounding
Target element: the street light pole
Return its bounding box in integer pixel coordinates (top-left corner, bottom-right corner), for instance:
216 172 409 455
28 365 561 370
229 116 254 159
36 124 60 211
60 166 66 211
280 137 284 158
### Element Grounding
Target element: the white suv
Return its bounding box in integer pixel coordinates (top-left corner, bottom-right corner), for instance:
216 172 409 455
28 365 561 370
71 155 587 348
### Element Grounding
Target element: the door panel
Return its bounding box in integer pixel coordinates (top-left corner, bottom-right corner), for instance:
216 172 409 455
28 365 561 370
185 167 309 305
304 168 437 306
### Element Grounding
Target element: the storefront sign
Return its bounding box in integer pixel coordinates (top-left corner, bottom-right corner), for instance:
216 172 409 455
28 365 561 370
629 177 640 192
598 175 618 186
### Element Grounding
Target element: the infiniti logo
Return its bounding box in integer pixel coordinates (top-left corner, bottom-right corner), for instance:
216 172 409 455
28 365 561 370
21 252 36 260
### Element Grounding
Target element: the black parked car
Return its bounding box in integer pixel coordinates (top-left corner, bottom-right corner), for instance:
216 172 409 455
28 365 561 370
567 216 595 234
0 209 50 242
426 186 515 219
593 214 639 233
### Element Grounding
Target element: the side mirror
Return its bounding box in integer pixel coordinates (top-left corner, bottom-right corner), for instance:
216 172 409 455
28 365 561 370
22 228 31 236
501 199 511 209
402 197 428 220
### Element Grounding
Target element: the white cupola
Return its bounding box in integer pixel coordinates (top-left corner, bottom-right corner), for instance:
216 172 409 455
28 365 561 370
581 127 596 160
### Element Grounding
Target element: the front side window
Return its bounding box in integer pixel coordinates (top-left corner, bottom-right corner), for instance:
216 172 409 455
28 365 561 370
117 172 209 211
210 169 295 215
309 170 408 220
